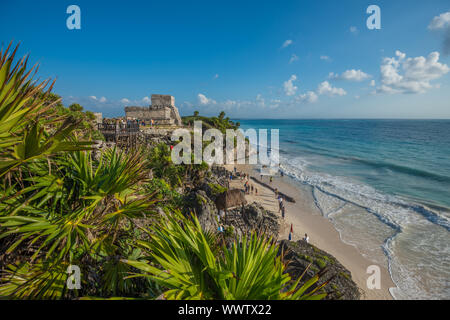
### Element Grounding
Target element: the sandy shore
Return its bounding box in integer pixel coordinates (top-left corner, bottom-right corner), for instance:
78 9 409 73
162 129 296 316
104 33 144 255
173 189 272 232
224 163 395 300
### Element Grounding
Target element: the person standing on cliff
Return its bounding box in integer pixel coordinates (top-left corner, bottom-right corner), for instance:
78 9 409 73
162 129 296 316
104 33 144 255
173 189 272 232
303 234 309 244
278 196 283 213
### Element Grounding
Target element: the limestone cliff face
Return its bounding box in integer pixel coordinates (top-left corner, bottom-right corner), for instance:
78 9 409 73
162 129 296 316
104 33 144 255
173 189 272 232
169 104 182 126
279 240 361 300
214 189 247 212
183 189 219 233
224 203 280 240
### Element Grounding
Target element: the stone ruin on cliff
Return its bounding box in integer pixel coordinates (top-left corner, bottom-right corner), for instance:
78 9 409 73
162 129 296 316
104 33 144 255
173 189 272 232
124 94 182 126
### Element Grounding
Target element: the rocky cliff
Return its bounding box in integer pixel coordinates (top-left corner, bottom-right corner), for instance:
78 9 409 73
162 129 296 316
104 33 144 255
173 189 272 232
278 240 361 300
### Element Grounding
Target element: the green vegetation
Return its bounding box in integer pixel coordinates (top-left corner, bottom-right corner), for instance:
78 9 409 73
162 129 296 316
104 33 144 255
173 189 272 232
315 258 328 269
0 43 328 300
207 182 227 197
182 111 240 134
124 212 329 300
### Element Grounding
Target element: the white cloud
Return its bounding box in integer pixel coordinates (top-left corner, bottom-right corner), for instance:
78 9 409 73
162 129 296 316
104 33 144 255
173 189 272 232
329 69 371 82
198 93 217 105
320 55 331 61
142 96 151 104
428 12 450 30
296 91 318 103
90 96 107 103
428 12 450 55
269 99 282 109
317 81 347 96
256 94 265 107
213 74 219 80
283 75 298 96
350 26 358 34
282 39 293 48
370 80 376 87
120 98 131 104
376 50 449 94
289 54 299 64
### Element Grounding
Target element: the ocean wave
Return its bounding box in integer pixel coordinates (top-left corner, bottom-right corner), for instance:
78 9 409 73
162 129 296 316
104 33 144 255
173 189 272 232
280 156 450 231
346 157 450 184
291 145 450 184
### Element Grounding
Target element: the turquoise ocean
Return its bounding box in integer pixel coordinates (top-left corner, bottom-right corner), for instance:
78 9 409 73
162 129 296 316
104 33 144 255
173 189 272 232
238 119 450 300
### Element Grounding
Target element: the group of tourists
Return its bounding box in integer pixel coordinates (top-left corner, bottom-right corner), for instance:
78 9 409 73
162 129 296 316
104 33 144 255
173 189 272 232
230 167 259 196
243 180 257 195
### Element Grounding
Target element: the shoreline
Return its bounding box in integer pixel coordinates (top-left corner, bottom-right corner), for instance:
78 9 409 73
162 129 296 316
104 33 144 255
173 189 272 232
224 163 396 300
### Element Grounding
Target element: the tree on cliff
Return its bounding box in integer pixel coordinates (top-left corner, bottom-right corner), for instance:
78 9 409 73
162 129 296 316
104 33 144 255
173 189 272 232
69 103 84 112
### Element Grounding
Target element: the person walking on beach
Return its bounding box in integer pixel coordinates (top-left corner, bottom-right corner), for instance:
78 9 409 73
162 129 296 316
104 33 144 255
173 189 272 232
255 187 258 195
270 176 273 183
275 188 278 198
278 196 283 213
281 205 286 219
250 185 254 194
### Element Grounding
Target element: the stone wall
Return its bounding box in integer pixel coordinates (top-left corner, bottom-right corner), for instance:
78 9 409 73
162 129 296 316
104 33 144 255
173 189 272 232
93 112 102 124
124 106 149 120
125 106 175 124
151 94 175 107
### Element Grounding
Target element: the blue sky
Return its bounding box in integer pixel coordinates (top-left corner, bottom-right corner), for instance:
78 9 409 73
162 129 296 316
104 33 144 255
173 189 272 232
1 0 450 118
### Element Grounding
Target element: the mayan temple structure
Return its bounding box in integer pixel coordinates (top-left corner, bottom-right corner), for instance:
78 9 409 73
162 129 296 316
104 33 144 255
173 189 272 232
125 94 182 126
